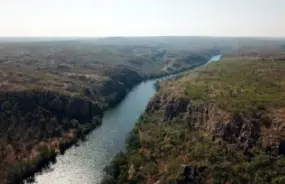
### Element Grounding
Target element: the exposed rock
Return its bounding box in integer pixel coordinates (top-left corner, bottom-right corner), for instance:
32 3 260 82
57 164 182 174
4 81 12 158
188 103 213 128
65 98 91 117
260 117 285 154
163 97 190 121
216 113 260 148
146 97 161 113
100 67 144 107
147 92 285 155
176 164 207 184
278 140 285 154
128 164 135 180
243 148 254 161
0 91 103 121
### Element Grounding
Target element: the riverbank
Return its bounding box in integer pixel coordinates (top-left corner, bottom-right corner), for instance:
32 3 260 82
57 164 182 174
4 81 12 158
103 55 285 184
2 37 285 184
0 68 143 184
29 54 222 184
0 50 219 184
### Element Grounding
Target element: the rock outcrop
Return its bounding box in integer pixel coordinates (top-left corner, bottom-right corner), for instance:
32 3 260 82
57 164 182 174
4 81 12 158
147 93 285 156
0 90 104 184
0 91 102 121
175 164 208 184
100 67 144 107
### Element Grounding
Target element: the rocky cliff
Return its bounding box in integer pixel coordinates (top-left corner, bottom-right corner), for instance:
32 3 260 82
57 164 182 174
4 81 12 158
0 45 220 183
0 90 103 183
0 66 144 184
147 95 285 156
100 66 144 107
103 57 285 184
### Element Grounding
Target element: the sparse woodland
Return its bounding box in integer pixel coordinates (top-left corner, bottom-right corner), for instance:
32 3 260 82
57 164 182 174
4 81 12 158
1 37 285 183
103 43 285 184
0 37 222 183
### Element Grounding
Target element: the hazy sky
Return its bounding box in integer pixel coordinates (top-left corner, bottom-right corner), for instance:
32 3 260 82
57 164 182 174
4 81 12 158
1 0 285 37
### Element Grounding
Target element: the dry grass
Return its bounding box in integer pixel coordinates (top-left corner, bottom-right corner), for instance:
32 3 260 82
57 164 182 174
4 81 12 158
158 58 285 113
0 38 222 184
105 50 285 184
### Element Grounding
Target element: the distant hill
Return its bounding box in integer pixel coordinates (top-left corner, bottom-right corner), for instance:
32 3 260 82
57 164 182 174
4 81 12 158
103 43 285 184
0 36 221 183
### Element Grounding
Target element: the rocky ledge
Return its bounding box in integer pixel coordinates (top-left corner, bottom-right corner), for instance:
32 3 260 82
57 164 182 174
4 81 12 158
102 58 285 184
0 51 221 183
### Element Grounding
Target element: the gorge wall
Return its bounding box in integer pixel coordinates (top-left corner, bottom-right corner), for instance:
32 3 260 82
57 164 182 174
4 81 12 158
103 55 285 184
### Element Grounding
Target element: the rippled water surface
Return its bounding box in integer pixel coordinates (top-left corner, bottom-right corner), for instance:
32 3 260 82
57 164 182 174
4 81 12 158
33 55 222 184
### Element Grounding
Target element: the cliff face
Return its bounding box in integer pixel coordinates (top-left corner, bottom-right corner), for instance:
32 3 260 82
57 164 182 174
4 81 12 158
100 67 144 107
147 49 221 79
0 91 102 119
104 57 285 184
0 91 104 183
0 44 219 183
0 66 144 183
148 95 285 156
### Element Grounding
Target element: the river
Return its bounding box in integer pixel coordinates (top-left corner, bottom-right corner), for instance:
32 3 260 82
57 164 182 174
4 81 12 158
32 54 223 184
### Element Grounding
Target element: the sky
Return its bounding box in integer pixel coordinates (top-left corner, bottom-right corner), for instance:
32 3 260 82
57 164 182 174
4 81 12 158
1 0 285 37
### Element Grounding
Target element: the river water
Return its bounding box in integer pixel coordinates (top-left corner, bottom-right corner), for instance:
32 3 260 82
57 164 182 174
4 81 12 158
33 54 222 184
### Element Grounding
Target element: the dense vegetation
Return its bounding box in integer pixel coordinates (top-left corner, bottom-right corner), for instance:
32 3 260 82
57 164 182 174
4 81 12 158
103 48 285 184
0 37 224 184
1 37 285 183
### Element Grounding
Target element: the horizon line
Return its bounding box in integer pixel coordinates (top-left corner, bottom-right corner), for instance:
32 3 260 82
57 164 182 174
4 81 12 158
1 35 285 38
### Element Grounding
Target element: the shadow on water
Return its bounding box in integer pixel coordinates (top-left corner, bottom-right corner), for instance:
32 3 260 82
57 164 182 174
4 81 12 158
31 55 223 184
